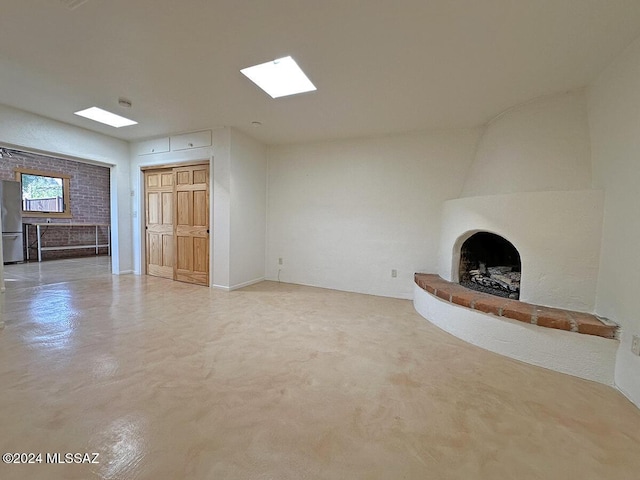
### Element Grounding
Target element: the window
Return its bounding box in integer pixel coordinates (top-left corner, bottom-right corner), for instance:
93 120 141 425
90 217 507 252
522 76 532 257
15 168 72 218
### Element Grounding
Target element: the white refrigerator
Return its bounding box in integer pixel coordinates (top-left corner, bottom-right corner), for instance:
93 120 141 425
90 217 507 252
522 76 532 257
1 180 24 263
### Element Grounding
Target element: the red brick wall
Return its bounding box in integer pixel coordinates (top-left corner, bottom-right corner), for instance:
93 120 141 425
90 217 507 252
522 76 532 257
0 149 111 261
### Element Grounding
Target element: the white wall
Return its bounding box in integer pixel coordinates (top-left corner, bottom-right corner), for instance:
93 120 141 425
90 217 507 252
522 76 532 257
229 129 267 289
461 90 592 197
0 104 132 274
439 190 604 311
588 35 640 408
266 130 481 299
212 130 232 289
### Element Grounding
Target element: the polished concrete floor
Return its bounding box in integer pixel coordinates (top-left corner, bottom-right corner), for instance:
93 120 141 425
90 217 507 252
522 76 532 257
1 258 639 479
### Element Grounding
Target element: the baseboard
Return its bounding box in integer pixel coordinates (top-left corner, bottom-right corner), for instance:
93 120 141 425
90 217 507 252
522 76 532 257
115 270 133 275
230 277 265 291
212 277 265 291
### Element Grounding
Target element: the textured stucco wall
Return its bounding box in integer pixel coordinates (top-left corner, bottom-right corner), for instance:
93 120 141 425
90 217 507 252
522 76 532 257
588 34 640 408
461 90 592 197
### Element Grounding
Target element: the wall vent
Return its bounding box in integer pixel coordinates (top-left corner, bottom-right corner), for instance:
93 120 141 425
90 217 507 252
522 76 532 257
60 0 90 10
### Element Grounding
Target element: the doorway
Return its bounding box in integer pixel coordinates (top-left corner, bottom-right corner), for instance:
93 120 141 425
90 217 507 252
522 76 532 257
144 162 209 286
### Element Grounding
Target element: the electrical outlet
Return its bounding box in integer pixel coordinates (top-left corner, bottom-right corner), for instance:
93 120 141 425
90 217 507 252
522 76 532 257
278 257 283 265
632 335 640 356
391 269 397 278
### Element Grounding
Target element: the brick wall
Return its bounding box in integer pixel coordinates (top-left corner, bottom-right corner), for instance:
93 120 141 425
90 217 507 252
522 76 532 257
0 149 111 261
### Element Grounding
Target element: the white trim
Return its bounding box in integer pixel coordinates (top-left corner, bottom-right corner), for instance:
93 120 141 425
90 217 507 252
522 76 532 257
413 284 618 385
212 277 265 292
230 277 265 291
135 166 146 277
115 270 134 275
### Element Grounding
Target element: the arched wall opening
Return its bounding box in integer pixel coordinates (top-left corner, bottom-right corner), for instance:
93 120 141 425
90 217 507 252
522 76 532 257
457 232 521 299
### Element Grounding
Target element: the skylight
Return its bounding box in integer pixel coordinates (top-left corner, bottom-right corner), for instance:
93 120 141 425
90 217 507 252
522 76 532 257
74 107 138 128
241 56 316 99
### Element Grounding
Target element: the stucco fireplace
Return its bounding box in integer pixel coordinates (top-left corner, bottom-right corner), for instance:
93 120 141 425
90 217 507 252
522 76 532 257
440 189 603 312
413 91 618 385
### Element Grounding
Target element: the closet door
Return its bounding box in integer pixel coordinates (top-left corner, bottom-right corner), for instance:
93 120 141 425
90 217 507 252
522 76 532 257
173 164 209 285
144 169 174 279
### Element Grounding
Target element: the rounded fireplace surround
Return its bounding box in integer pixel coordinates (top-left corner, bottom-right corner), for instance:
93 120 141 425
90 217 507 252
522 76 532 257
439 190 604 312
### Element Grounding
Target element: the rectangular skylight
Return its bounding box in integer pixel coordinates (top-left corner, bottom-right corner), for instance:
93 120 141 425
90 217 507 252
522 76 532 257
241 56 316 99
74 107 138 128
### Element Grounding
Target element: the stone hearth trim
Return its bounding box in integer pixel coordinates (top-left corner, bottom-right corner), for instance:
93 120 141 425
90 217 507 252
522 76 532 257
415 273 617 339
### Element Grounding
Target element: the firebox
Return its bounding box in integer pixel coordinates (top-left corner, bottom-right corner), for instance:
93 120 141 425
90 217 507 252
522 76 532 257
458 232 521 299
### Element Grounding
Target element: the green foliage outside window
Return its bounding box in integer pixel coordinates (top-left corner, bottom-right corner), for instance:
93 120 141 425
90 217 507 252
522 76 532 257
20 173 66 214
21 173 63 200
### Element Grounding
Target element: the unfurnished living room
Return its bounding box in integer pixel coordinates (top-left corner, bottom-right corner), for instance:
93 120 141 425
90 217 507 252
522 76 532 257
1 1 640 479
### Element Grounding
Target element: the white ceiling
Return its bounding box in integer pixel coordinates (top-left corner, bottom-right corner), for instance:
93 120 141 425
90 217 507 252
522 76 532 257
1 0 640 145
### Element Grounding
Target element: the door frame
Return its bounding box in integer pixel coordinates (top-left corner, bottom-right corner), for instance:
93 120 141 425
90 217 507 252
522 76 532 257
139 159 211 285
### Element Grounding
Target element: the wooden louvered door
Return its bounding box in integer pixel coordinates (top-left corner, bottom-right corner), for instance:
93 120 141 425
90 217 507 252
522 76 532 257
173 164 210 286
145 168 174 279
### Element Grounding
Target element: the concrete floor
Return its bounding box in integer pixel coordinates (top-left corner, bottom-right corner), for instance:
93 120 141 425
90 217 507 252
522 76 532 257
0 257 639 479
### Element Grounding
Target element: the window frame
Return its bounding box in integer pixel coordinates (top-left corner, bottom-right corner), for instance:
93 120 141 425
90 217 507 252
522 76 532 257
14 168 72 219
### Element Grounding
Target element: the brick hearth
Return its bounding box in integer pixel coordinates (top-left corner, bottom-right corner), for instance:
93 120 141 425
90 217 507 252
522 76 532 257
415 273 617 339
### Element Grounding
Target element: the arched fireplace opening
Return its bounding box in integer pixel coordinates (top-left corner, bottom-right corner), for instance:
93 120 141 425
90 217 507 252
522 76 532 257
458 232 521 299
